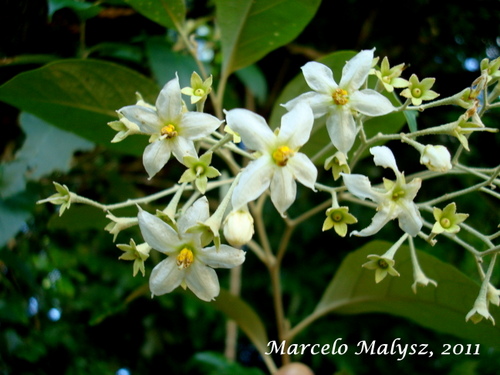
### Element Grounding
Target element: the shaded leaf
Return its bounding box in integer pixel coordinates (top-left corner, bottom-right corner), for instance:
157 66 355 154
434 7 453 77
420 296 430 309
0 59 159 156
235 65 268 105
0 189 37 248
123 0 186 30
191 351 266 375
215 0 321 75
314 240 500 348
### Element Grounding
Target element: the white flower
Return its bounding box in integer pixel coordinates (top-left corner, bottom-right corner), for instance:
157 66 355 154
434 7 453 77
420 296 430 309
283 49 394 154
223 207 254 248
137 197 246 301
420 145 452 172
226 103 317 216
117 75 222 179
342 146 423 236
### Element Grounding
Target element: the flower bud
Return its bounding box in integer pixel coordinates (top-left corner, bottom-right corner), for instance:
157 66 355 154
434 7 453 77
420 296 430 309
420 145 452 172
223 209 254 248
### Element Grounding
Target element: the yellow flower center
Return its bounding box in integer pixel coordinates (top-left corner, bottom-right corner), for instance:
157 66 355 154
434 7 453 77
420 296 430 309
194 88 205 96
331 212 343 222
392 189 406 201
272 146 294 167
412 87 422 97
176 248 194 269
332 88 349 105
440 217 451 228
161 124 178 139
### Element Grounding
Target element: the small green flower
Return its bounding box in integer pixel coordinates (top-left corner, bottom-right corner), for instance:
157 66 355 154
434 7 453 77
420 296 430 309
487 283 500 306
432 202 468 235
322 206 357 237
400 74 439 105
324 151 350 181
104 212 138 242
37 182 72 216
181 71 213 104
466 293 495 325
373 56 409 92
363 254 400 283
179 152 220 194
117 238 151 277
447 113 496 151
480 56 500 81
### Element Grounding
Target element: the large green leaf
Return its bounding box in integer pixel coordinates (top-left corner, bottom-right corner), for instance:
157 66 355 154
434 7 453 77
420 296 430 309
269 51 408 165
211 288 269 356
313 240 500 348
123 0 186 30
215 0 321 75
0 59 159 156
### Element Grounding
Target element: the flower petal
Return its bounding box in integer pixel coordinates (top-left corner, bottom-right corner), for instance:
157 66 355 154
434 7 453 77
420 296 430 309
170 136 197 164
278 103 314 149
232 156 273 210
396 200 423 236
156 76 183 123
225 108 275 151
350 89 394 116
197 245 246 268
143 140 172 179
326 107 357 154
339 49 374 91
301 61 338 94
370 146 400 174
119 105 162 134
177 196 210 234
180 111 222 139
287 153 317 190
270 166 296 216
138 209 180 254
185 262 220 301
342 173 381 202
282 92 332 119
149 257 184 296
351 205 395 237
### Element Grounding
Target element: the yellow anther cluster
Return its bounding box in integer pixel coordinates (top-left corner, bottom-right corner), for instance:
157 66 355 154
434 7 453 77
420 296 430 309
272 146 294 167
176 248 194 269
161 124 178 138
332 88 349 105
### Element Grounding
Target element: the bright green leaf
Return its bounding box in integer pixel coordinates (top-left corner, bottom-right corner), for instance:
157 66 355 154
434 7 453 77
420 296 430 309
215 0 321 75
48 0 102 20
123 0 186 30
313 240 500 348
0 59 159 156
210 289 269 356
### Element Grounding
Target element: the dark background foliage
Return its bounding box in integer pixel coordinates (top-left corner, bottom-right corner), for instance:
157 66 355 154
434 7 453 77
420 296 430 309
1 0 499 374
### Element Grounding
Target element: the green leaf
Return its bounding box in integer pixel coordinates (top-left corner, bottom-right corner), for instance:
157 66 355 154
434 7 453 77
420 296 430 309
210 289 269 356
269 50 408 165
314 240 500 348
48 0 102 20
235 65 268 105
191 352 266 375
123 0 186 30
0 190 37 248
215 0 321 75
0 59 159 156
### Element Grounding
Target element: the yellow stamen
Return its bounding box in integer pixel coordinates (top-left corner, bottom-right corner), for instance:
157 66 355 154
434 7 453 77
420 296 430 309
392 189 406 201
332 88 349 105
176 248 194 269
161 124 178 139
272 146 294 167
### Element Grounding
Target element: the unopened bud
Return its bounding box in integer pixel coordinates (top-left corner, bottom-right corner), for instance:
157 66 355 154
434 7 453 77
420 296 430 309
420 145 452 172
223 209 254 248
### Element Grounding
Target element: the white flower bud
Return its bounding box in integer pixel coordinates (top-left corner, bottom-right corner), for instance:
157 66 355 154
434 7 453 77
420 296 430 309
223 209 254 248
420 145 452 172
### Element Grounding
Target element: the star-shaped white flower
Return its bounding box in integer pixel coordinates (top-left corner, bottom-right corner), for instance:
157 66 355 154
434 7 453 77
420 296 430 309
342 146 423 236
283 49 395 154
137 197 246 301
117 76 222 179
226 103 317 216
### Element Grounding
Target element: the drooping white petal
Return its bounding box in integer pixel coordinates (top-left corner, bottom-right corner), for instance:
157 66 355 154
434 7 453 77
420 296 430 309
225 108 275 151
180 111 222 139
342 173 381 202
232 156 273 210
143 140 172 179
156 76 183 124
396 200 423 236
339 49 374 92
326 107 357 154
185 262 220 301
403 177 422 202
278 103 314 149
282 92 332 119
138 209 180 254
119 105 162 134
270 166 297 216
350 89 394 116
370 146 400 174
177 196 210 234
170 136 198 164
287 153 317 190
197 245 246 269
351 204 396 237
149 257 184 296
301 61 338 94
